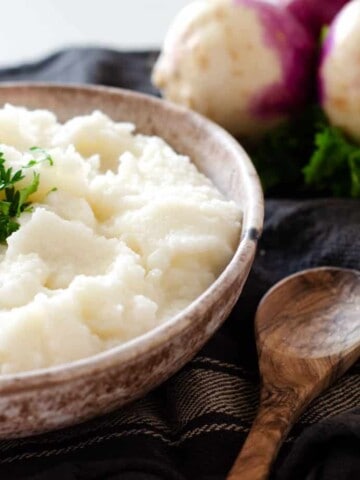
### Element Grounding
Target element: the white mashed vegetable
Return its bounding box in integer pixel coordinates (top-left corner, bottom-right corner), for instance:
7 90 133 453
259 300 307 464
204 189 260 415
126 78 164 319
0 104 241 374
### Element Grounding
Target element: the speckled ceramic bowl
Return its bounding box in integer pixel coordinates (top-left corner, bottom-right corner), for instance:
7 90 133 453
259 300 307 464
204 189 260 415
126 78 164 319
0 84 263 438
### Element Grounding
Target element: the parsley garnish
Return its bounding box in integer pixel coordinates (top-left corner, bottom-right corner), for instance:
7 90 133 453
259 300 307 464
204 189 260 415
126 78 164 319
25 147 54 168
0 148 54 244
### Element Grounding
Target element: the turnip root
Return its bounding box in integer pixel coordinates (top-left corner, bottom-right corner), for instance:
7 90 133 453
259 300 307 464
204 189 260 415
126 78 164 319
320 0 360 142
152 0 315 138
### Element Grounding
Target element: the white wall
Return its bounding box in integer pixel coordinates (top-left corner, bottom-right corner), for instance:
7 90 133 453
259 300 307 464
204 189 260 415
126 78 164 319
1 0 192 66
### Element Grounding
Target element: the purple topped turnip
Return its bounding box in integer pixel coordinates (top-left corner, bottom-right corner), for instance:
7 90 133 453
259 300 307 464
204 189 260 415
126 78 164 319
319 0 360 142
152 0 315 138
279 0 349 37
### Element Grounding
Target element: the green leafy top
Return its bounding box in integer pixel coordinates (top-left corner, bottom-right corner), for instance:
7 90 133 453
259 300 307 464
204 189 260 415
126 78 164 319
0 148 54 244
304 122 360 198
248 107 360 198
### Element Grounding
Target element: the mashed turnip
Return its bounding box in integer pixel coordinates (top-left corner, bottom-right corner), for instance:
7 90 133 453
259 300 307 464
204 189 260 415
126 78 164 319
0 105 241 374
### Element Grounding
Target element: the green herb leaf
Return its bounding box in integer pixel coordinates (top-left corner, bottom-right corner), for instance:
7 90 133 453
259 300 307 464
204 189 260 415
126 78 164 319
12 172 40 217
0 148 55 244
303 124 360 198
349 154 360 197
248 105 360 198
27 146 54 167
0 215 19 244
247 106 324 194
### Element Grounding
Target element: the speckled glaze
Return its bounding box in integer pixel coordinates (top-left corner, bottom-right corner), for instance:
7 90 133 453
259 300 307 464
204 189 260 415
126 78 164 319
0 84 264 438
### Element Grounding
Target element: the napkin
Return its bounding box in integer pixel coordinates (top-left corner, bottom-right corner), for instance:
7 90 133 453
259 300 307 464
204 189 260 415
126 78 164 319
0 49 358 480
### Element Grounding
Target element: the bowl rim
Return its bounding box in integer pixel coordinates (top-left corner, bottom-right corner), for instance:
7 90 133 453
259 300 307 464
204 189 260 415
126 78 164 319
0 82 264 391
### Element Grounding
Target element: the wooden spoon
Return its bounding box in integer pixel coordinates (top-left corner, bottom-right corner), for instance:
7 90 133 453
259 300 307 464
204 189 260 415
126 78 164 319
227 267 360 480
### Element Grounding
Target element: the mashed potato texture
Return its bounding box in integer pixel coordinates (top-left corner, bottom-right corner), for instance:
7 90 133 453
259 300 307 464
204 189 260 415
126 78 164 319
0 105 241 374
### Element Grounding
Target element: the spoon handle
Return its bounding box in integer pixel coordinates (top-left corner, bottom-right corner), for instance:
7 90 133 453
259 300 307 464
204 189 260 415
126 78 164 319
227 385 305 480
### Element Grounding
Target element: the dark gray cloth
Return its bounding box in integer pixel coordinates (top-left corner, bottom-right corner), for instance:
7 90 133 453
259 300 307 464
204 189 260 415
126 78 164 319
0 48 159 96
0 49 358 480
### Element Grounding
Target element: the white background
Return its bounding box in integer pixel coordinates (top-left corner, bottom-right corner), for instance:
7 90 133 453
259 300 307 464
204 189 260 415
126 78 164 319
1 0 192 67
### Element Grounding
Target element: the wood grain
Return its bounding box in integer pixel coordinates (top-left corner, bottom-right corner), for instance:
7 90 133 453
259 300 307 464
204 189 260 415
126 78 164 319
228 267 360 480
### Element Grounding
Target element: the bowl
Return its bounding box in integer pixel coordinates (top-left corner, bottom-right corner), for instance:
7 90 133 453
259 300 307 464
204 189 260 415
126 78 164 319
0 84 264 438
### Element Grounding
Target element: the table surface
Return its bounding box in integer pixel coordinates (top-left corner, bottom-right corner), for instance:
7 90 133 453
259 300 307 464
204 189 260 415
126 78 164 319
2 0 191 67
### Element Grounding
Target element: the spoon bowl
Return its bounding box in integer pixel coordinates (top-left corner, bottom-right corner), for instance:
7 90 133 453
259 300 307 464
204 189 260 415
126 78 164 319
258 267 360 359
228 267 360 480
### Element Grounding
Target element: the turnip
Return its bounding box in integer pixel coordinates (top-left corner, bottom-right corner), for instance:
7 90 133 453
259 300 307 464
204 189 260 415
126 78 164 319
279 0 349 37
320 0 360 142
152 0 315 138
